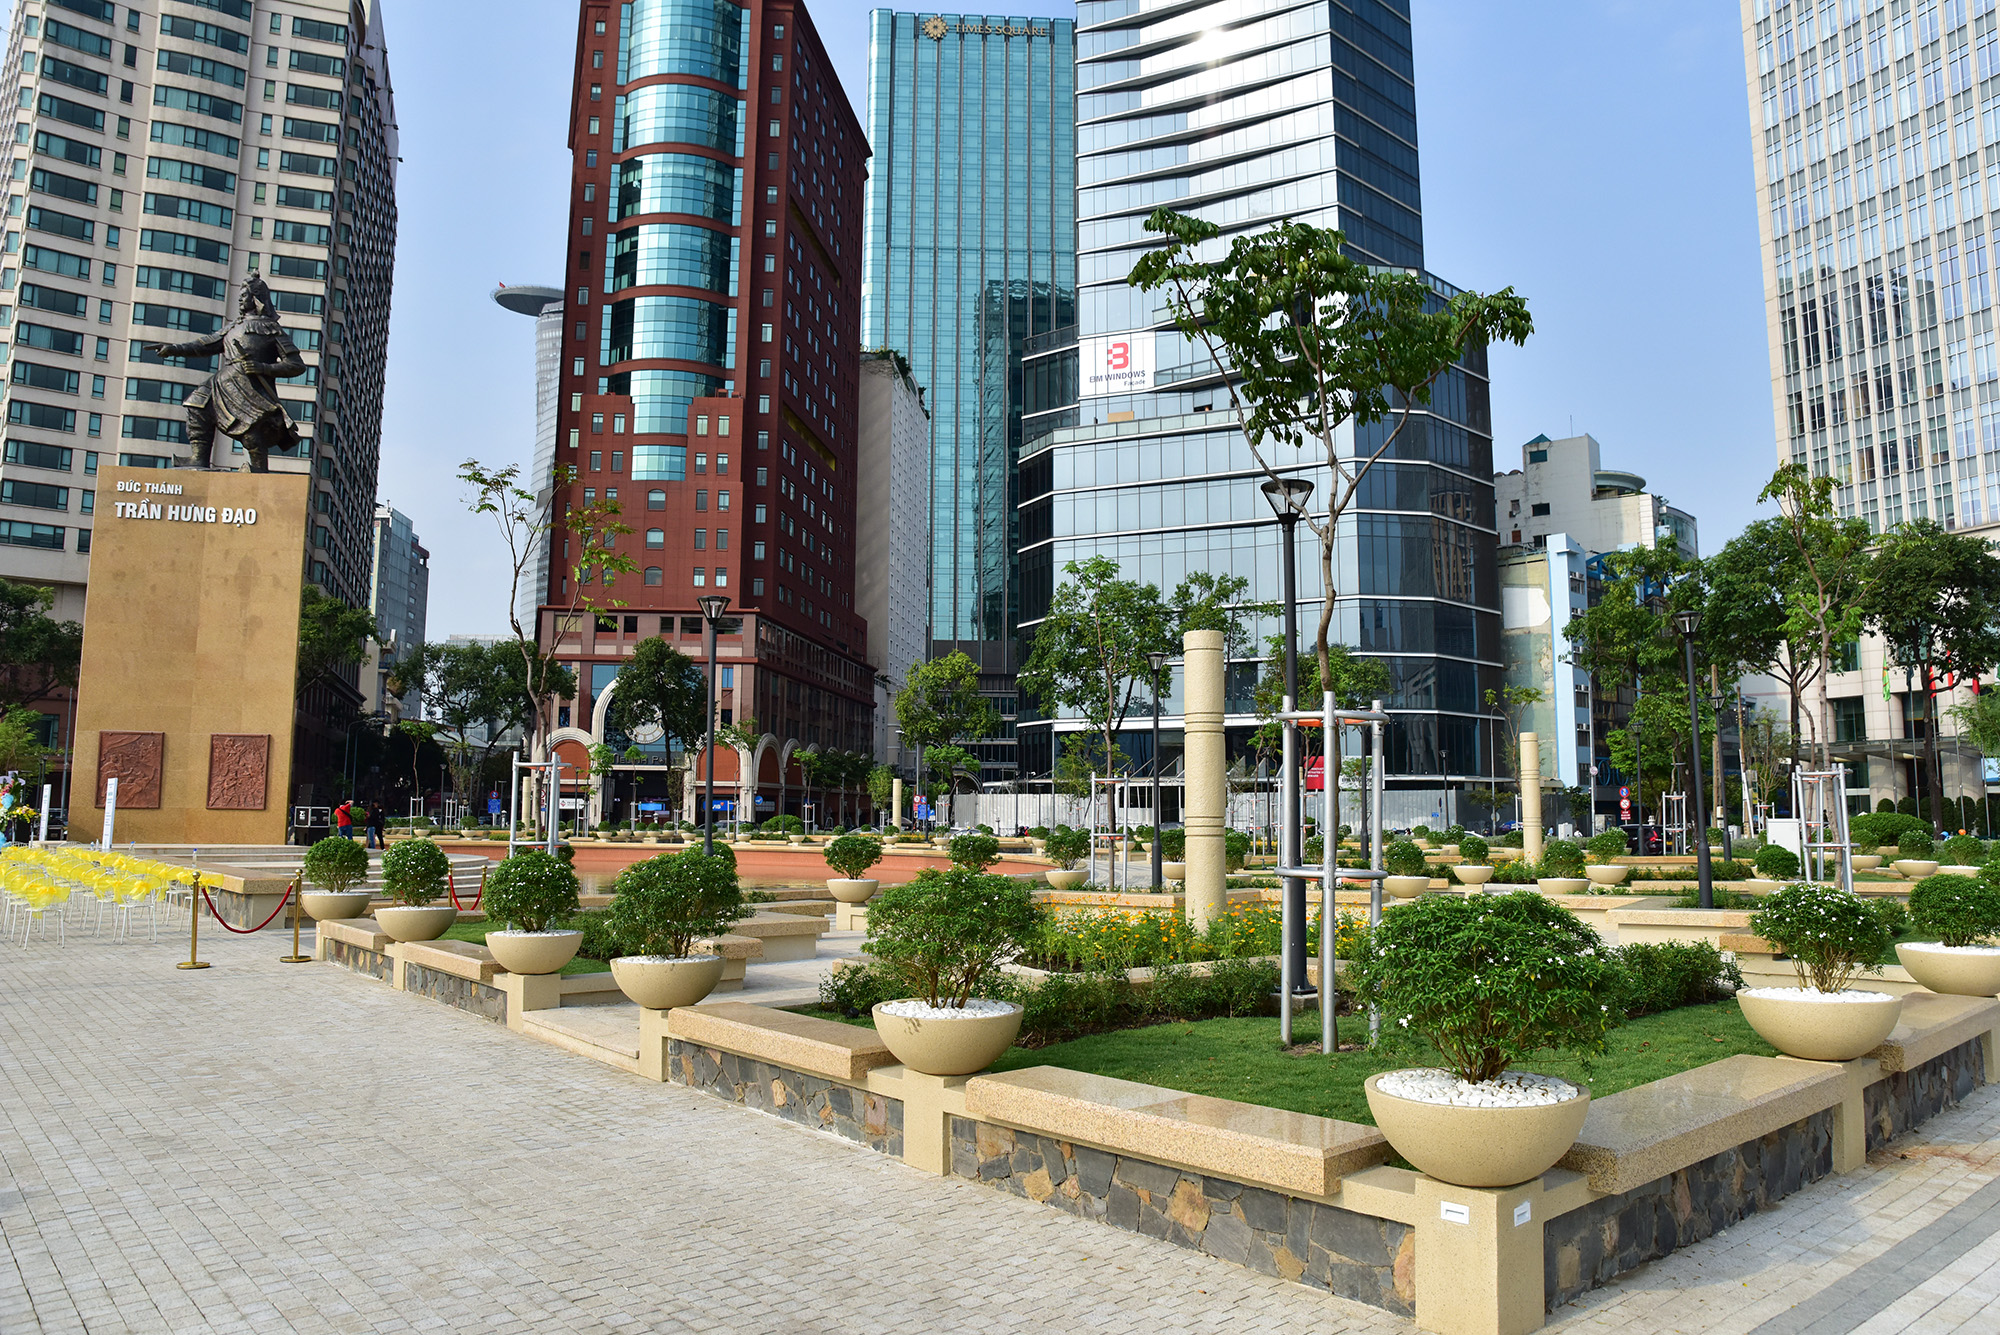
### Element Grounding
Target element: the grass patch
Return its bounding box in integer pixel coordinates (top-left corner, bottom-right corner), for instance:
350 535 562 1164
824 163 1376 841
440 920 610 974
789 999 1775 1125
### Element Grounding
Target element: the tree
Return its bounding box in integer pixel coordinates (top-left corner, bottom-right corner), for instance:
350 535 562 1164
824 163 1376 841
393 719 438 813
607 639 708 753
1129 211 1531 690
1485 684 1546 796
867 762 895 817
925 743 976 825
1250 639 1387 845
459 459 635 755
1701 518 1822 774
0 578 80 711
0 705 55 783
1760 463 1873 767
1739 706 1793 813
796 748 834 828
296 586 377 704
1860 517 2000 832
894 651 997 754
396 640 523 805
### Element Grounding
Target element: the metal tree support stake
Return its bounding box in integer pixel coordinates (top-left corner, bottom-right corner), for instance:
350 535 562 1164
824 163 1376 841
1792 765 1854 893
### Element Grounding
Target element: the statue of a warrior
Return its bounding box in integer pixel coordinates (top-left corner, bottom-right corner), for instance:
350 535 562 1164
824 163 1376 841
144 275 307 473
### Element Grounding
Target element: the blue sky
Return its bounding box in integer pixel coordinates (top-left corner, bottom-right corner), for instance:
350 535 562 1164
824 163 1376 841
386 1 1772 637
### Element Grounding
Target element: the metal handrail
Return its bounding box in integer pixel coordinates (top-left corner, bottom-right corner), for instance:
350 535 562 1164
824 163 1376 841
1275 865 1386 880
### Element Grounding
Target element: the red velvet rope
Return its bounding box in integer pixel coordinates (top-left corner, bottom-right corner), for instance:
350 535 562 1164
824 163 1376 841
446 867 484 912
198 881 295 934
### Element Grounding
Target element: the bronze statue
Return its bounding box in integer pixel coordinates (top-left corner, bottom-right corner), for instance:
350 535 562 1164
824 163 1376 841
144 275 308 473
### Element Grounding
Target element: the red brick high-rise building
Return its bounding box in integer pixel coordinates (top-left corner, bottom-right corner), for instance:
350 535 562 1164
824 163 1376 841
545 0 871 824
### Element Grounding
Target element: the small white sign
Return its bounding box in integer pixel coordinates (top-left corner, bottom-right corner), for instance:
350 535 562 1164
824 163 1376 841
1080 331 1155 397
1439 1201 1470 1225
1513 1201 1533 1227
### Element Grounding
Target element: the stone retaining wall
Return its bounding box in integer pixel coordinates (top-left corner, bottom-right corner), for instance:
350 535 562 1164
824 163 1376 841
325 938 391 982
667 1040 902 1157
1543 1108 1835 1311
1865 1038 1985 1150
402 962 507 1024
946 1116 1413 1316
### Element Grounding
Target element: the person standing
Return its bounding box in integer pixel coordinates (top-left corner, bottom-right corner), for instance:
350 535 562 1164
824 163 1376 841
366 802 386 850
334 799 355 840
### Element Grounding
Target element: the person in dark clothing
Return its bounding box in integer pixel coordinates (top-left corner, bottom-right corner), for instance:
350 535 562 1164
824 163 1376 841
366 803 386 850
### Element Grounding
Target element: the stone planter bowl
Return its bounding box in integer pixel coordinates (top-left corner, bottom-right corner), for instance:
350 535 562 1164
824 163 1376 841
486 930 582 975
1893 859 1941 879
1736 989 1902 1061
1384 874 1432 899
1451 864 1493 888
1438 844 1460 856
299 890 372 922
374 905 459 943
1045 869 1087 890
1896 942 2000 997
1363 1073 1591 1188
1536 877 1590 896
872 1001 1025 1076
827 877 878 904
611 954 725 1010
1938 864 1985 878
1850 854 1883 870
1584 865 1631 887
1744 878 1785 895
1488 848 1524 863
1162 861 1186 883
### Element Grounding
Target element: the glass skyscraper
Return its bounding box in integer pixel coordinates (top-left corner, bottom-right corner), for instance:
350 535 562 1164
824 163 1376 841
862 11 1077 782
1017 0 1504 799
1740 0 2000 535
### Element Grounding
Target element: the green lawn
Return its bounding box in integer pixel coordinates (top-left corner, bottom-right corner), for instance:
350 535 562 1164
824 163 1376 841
440 921 610 974
796 999 1777 1126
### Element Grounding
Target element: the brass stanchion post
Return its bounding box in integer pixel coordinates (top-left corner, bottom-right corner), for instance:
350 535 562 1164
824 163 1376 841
279 872 309 962
177 847 210 970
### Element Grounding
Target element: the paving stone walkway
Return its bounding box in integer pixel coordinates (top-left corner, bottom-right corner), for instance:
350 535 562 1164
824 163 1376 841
1 924 1998 1334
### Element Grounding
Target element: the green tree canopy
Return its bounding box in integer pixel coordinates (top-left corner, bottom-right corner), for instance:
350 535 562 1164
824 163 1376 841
395 639 525 799
1699 516 1822 769
0 578 80 712
894 651 996 753
606 638 708 753
1759 463 1873 766
296 586 377 704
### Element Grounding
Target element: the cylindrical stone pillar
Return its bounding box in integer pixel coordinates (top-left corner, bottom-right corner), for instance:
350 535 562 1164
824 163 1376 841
1183 628 1227 931
892 776 905 831
1520 732 1543 863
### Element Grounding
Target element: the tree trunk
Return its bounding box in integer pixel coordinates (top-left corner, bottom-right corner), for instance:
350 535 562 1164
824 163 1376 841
1925 667 1948 833
1709 664 1726 831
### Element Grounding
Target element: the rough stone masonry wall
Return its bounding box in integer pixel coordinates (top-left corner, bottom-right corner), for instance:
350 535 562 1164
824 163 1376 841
325 939 392 982
1865 1038 1984 1150
1544 1108 1835 1312
947 1117 1413 1316
400 962 507 1024
666 1040 904 1158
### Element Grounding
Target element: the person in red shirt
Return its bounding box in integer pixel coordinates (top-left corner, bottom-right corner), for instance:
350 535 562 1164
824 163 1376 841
334 800 356 840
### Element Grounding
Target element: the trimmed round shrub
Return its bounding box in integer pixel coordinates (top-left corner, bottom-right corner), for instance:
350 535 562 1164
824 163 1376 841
1303 834 1325 865
1456 833 1489 865
824 833 884 880
761 814 804 835
380 838 451 907
484 849 581 933
1908 873 2000 947
863 866 1039 1007
1752 844 1800 880
948 832 1001 872
1224 828 1251 871
1441 825 1468 846
1749 882 1890 993
1851 811 1928 848
1157 827 1186 860
976 823 996 836
1043 826 1090 870
1898 829 1937 860
302 835 370 894
606 849 749 959
1539 839 1586 879
1027 825 1050 839
1412 825 1433 841
1614 941 1743 1017
1346 891 1624 1084
1384 838 1427 877
1585 829 1628 860
1941 834 1987 866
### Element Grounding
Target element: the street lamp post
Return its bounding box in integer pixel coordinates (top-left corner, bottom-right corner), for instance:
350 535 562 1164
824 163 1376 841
1676 609 1716 910
698 594 730 855
1261 475 1315 1000
1147 649 1170 891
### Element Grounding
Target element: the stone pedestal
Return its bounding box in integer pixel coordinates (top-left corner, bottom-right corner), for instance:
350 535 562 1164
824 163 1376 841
70 468 309 845
1181 629 1227 931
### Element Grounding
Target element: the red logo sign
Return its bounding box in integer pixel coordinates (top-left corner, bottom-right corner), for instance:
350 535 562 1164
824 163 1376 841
1106 340 1131 370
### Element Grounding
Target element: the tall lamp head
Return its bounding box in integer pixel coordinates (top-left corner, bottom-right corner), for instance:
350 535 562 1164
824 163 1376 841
1260 476 1315 520
697 594 731 623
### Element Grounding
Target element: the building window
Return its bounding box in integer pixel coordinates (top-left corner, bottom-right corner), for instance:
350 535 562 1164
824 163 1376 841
695 490 708 511
696 414 709 435
611 450 623 472
716 528 728 550
613 413 625 433
717 454 729 476
757 431 769 451
695 453 707 473
1530 502 1550 516
717 490 729 511
645 565 661 585
752 578 764 595
568 428 580 448
693 567 706 587
694 529 706 550
1527 447 1549 463
588 117 600 135
754 504 767 523
589 450 601 470
647 489 665 510
718 415 730 437
715 568 727 587
646 528 664 548
591 413 604 433
1834 696 1867 743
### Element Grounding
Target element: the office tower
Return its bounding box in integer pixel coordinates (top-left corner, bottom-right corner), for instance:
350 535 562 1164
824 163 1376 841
0 0 399 619
1496 434 1700 559
545 0 871 819
1740 3 1995 535
862 11 1076 782
1016 0 1503 806
855 348 929 771
368 500 426 714
492 282 564 630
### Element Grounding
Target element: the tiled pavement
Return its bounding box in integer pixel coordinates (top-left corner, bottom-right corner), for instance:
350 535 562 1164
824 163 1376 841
3 925 1999 1335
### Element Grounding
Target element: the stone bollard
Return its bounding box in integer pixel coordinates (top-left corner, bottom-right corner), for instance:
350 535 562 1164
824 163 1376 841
1183 628 1226 931
1520 732 1543 864
892 777 904 831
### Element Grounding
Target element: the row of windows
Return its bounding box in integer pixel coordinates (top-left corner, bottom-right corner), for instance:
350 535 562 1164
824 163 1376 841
621 0 749 88
605 224 738 296
602 295 736 368
614 83 744 157
614 153 741 225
